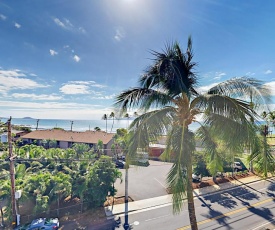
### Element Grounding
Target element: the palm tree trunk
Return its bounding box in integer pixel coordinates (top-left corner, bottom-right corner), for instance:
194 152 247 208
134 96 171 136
111 117 114 133
186 158 198 230
106 119 107 133
180 120 198 230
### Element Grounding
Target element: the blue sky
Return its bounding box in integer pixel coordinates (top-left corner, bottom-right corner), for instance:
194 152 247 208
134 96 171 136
0 0 274 120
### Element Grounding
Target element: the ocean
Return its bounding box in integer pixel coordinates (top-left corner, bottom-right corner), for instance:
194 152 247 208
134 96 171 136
0 117 130 133
0 117 200 132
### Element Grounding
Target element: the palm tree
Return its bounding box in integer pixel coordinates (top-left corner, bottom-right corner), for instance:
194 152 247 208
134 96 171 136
102 114 108 132
109 112 115 133
94 126 101 131
72 143 90 159
115 37 270 229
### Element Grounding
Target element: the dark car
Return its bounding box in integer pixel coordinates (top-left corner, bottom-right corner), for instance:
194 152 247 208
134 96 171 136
115 160 125 169
15 218 59 230
192 173 201 183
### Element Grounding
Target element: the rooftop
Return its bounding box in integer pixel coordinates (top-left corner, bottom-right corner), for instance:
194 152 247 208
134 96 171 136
21 129 114 145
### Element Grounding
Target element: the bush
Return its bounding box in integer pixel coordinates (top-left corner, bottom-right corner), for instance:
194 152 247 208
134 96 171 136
131 161 150 167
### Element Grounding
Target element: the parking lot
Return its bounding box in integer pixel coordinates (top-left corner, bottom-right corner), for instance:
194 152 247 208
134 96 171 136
114 160 173 201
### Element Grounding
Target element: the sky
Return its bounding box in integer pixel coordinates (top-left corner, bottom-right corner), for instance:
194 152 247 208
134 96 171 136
0 0 274 120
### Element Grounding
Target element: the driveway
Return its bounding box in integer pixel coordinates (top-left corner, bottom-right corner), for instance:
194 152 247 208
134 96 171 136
114 160 173 201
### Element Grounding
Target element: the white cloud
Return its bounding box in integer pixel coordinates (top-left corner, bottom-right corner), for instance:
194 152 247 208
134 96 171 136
53 18 66 28
214 72 226 80
78 27 86 34
0 69 48 95
14 22 21 28
59 81 107 95
264 81 275 95
245 72 255 76
0 100 106 120
0 14 6 20
73 55 80 62
114 28 125 41
68 81 91 85
11 93 62 101
53 17 86 34
64 18 73 27
60 83 89 95
264 70 272 74
49 49 58 56
75 81 106 88
197 83 218 94
91 94 116 100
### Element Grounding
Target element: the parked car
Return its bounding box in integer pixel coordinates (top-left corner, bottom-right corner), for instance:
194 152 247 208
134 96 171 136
233 162 242 171
115 160 125 169
192 173 201 182
14 218 59 230
14 223 31 230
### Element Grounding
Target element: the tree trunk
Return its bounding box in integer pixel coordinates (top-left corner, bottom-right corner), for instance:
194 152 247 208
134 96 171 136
186 159 198 230
57 193 60 217
0 207 4 227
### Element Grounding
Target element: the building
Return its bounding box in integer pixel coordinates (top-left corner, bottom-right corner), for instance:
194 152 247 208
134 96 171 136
0 130 28 143
21 129 115 155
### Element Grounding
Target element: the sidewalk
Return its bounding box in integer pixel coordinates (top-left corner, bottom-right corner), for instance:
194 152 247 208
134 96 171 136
105 175 263 217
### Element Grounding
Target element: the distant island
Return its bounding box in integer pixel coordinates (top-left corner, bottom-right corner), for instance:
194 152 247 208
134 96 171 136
22 117 34 119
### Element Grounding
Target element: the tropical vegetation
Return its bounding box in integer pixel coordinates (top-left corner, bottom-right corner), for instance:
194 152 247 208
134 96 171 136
115 37 271 229
0 143 122 226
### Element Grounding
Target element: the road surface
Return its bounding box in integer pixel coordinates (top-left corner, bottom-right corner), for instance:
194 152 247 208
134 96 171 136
116 178 275 230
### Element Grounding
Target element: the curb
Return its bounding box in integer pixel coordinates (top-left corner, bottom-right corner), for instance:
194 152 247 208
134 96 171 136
106 175 275 218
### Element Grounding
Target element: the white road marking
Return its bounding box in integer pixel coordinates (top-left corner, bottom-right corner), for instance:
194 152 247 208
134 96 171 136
154 177 166 188
145 214 171 222
250 217 275 230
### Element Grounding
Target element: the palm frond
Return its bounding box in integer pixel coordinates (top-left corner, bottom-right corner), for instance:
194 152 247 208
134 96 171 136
202 112 258 149
166 127 195 213
196 126 224 175
114 88 173 114
207 77 271 109
127 107 175 158
167 161 187 214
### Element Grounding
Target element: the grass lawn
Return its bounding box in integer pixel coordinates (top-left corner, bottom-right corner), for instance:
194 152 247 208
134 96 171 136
267 136 275 145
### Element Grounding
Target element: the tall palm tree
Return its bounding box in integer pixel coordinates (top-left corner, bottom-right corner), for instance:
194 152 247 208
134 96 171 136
109 112 115 133
115 37 270 229
102 114 108 132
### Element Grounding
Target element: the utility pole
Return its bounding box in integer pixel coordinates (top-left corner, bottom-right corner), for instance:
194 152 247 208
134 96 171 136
7 117 16 227
123 159 129 230
70 121 74 131
36 119 40 130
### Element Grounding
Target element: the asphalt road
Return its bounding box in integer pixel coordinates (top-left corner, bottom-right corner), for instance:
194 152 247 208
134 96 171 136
115 160 172 200
116 178 275 230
